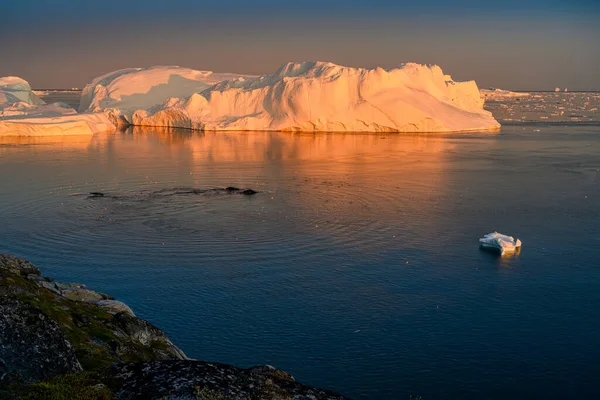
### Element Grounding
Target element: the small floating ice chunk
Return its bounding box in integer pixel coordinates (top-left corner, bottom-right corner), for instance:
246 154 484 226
479 232 522 255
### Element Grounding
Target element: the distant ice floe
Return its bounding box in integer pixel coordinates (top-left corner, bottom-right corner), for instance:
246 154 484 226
479 232 522 256
79 62 500 133
482 89 600 125
1 77 114 136
480 88 531 100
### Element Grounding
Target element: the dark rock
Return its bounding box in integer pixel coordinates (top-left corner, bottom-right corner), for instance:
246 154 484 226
104 360 348 400
0 255 40 277
239 189 257 195
25 274 44 282
0 297 82 385
55 282 87 290
0 369 24 387
36 280 61 294
62 288 104 303
96 300 135 317
89 192 104 197
72 312 90 328
224 186 240 192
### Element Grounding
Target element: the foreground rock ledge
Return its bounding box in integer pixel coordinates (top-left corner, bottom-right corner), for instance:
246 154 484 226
0 254 347 399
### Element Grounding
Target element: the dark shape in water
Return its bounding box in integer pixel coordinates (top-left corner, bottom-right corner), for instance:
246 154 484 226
85 188 257 201
224 187 257 195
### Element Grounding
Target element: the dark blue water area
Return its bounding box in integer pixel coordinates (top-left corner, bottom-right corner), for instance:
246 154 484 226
1 125 599 399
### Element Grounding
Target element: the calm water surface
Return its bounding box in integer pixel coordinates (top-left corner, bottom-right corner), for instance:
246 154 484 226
1 126 599 399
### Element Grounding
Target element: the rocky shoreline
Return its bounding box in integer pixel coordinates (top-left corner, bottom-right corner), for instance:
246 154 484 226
0 254 347 399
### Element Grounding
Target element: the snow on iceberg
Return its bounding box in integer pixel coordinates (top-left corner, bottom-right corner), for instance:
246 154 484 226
479 232 522 255
0 77 45 108
80 62 501 133
1 76 115 137
78 66 250 126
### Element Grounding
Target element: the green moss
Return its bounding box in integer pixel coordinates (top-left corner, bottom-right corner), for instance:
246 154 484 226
4 372 114 400
150 339 171 350
13 291 119 369
2 271 173 372
248 380 294 400
194 386 226 400
0 269 187 400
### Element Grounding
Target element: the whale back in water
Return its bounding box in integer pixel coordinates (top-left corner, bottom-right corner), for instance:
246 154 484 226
87 187 258 200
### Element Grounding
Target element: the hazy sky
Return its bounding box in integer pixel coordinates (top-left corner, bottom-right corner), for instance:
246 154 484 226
1 0 599 90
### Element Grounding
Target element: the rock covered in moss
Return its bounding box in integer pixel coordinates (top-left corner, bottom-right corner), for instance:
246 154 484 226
62 288 106 303
0 254 188 374
104 360 348 400
0 254 348 399
1 371 113 400
0 254 40 277
110 312 187 359
0 297 82 384
96 299 135 317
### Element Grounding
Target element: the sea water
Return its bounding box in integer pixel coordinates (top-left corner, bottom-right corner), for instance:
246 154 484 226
0 93 599 399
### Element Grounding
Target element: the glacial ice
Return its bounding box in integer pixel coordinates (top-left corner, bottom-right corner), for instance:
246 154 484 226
0 113 116 136
78 66 250 122
1 77 115 136
0 77 45 107
479 232 522 255
80 62 501 133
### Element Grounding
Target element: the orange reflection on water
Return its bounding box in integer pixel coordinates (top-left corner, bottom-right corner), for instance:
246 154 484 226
0 128 499 259
0 134 96 153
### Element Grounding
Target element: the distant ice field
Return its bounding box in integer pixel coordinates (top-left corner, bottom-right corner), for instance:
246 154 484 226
33 90 82 109
482 91 600 126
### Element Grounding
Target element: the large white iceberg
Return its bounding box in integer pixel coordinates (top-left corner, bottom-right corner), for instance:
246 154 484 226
1 76 115 137
479 232 522 255
80 62 501 133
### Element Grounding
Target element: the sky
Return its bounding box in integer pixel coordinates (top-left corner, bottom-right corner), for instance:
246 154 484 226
1 0 599 90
